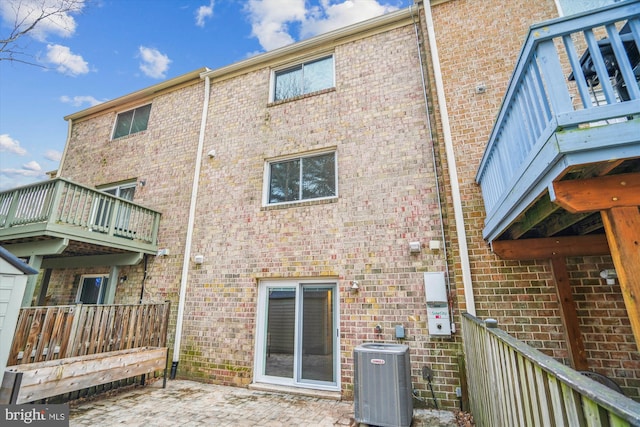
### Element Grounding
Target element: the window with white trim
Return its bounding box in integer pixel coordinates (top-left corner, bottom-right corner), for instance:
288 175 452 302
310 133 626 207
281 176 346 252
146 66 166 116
265 151 337 205
92 181 136 232
76 274 109 304
112 104 152 139
272 55 334 102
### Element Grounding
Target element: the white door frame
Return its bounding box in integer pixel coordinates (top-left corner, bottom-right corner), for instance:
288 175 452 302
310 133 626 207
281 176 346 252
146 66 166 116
254 279 340 391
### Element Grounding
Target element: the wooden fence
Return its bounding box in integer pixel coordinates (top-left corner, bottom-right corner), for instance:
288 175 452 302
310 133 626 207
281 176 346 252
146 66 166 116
7 302 171 366
462 313 640 427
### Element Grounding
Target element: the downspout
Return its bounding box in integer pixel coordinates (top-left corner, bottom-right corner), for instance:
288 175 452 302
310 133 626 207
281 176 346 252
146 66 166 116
422 1 476 315
171 74 211 378
139 254 148 303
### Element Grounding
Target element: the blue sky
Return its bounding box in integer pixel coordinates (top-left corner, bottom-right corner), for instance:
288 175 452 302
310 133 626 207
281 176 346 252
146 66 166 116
0 0 410 190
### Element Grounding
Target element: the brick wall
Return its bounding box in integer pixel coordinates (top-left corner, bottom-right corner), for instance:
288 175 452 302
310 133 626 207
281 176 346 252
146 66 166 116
179 22 466 406
44 0 639 409
56 80 206 344
428 0 639 401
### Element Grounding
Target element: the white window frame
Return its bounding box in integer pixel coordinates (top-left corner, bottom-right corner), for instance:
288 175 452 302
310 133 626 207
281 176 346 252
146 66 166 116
262 150 338 206
269 54 335 102
91 181 137 232
75 274 109 304
254 279 340 392
111 103 152 139
98 181 137 200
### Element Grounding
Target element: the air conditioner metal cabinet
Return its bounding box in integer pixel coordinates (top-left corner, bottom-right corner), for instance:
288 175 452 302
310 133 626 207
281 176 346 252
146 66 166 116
354 343 413 427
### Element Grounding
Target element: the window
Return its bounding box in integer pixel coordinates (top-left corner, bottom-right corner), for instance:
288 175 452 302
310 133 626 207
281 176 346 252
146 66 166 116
92 182 136 232
76 275 109 304
255 280 339 390
112 104 152 139
266 152 337 205
273 55 334 101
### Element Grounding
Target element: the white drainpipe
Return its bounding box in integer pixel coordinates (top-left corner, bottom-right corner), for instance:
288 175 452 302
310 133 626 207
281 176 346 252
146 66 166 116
171 74 211 377
424 2 476 315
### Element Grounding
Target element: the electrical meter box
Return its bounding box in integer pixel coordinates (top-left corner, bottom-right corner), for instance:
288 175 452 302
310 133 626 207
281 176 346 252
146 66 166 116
424 272 451 336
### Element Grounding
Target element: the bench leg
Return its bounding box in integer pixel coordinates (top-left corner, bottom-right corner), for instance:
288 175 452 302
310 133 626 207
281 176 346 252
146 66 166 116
163 352 168 388
10 372 23 404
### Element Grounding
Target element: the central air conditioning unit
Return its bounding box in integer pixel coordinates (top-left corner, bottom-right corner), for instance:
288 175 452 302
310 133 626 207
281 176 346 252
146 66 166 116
353 343 413 427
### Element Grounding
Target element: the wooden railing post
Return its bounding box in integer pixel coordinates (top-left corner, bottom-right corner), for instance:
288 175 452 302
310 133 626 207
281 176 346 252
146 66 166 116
64 303 82 358
161 300 171 347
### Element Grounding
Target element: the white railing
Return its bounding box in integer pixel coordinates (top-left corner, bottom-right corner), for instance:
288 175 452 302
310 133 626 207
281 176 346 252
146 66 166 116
462 313 640 426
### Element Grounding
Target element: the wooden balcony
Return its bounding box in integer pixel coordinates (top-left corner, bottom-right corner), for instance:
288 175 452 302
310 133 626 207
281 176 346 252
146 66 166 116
476 1 640 243
0 178 161 264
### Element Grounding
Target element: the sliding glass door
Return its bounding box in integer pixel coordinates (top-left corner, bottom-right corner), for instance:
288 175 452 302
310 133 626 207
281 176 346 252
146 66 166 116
256 280 338 390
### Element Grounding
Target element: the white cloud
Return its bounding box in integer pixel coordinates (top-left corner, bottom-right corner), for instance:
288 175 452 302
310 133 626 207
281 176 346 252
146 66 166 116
302 0 399 38
244 0 400 52
138 46 171 79
0 134 27 155
60 95 105 107
44 149 63 162
195 0 214 27
46 44 89 75
0 162 44 178
0 0 85 42
23 160 42 172
245 0 306 51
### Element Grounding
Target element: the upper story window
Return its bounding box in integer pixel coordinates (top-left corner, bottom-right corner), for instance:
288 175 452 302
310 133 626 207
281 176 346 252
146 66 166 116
112 104 152 139
265 151 337 205
272 55 334 102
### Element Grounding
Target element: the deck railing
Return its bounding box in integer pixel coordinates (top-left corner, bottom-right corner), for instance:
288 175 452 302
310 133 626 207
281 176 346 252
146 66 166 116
6 302 171 366
462 313 640 426
0 178 161 246
476 1 640 223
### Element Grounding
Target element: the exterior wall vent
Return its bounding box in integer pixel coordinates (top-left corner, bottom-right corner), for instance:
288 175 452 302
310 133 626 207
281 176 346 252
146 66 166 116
354 343 413 427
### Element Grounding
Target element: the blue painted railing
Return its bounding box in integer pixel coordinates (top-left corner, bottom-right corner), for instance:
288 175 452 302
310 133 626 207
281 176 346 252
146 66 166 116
476 1 640 238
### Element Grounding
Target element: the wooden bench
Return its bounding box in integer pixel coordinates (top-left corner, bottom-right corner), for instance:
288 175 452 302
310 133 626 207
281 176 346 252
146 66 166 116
0 346 168 404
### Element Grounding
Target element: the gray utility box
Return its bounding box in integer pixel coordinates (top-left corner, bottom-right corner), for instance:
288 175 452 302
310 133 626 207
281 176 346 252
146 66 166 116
354 343 413 427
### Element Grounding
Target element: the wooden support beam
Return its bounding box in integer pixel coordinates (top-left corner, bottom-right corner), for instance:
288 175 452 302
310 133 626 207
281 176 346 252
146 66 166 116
41 252 144 269
537 212 592 237
492 234 609 260
506 193 560 239
550 257 589 370
601 206 640 352
551 172 640 213
4 238 69 257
